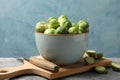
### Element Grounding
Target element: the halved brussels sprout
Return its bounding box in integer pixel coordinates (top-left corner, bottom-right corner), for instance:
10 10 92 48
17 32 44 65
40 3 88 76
95 66 107 74
111 62 120 72
86 50 97 57
84 57 95 65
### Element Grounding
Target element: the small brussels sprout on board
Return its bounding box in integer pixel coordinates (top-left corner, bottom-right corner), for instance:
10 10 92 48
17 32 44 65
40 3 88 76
95 66 107 74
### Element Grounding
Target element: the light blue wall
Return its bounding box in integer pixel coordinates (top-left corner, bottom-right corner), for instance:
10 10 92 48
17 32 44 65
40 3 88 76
0 0 120 58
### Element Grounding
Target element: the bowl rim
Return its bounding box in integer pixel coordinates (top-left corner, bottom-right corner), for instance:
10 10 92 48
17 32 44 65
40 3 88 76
35 31 89 36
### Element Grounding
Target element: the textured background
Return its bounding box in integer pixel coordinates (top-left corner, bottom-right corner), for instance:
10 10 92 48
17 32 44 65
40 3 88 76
0 0 120 58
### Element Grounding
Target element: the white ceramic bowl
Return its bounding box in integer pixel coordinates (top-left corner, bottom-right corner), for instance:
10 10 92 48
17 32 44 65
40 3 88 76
35 32 89 65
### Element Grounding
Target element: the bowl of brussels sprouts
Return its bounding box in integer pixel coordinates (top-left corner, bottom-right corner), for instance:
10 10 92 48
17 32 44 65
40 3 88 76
35 15 89 65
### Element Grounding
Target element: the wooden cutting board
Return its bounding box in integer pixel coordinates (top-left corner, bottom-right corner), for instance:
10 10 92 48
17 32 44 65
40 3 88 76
0 56 112 80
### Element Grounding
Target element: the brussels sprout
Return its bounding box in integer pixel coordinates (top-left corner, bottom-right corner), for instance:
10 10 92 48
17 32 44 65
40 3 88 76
72 23 78 27
48 19 59 29
77 20 89 28
79 27 89 33
36 21 48 29
48 17 57 22
55 26 68 34
111 62 120 72
86 50 97 57
36 26 45 33
58 14 68 23
95 53 103 60
77 20 89 32
36 21 46 25
59 19 68 25
44 28 55 34
84 57 95 65
68 27 78 34
86 50 103 60
78 30 83 34
95 66 107 74
48 24 59 29
79 27 84 31
35 21 48 33
60 20 72 29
